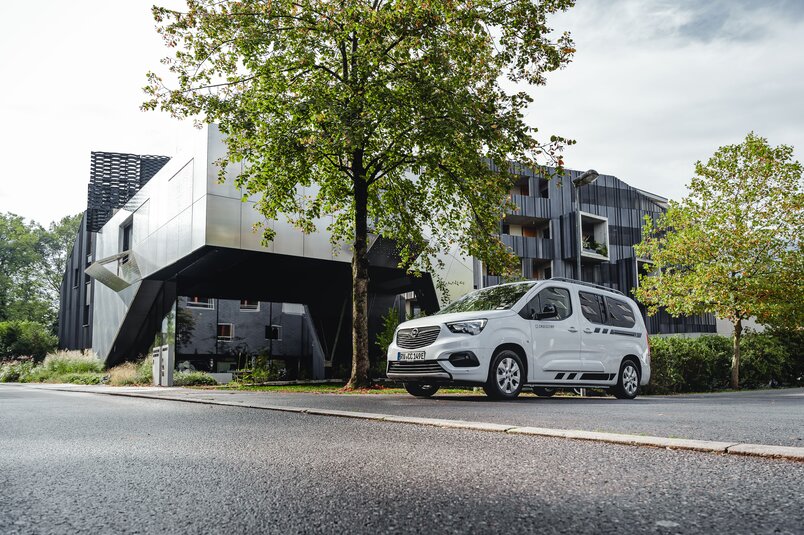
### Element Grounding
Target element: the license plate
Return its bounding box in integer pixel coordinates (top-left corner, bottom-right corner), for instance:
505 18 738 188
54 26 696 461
397 351 426 361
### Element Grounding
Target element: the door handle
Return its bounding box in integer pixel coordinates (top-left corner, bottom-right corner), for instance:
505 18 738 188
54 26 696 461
583 328 593 334
568 327 578 333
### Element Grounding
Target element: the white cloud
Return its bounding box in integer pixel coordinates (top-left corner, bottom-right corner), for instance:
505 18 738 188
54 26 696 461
0 1 801 224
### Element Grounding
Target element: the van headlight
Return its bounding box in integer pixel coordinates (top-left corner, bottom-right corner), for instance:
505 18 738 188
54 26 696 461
445 319 487 335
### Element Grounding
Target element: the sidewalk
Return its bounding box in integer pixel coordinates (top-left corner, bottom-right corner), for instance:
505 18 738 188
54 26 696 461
14 383 804 462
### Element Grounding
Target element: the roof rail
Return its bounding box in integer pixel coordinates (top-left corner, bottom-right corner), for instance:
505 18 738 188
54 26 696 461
549 277 625 296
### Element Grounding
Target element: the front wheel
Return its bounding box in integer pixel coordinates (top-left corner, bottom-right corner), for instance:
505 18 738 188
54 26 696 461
613 359 640 400
484 350 524 400
404 382 440 398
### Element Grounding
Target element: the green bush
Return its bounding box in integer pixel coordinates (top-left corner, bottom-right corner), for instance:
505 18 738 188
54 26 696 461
0 359 36 382
61 372 103 385
174 371 217 386
0 321 57 361
740 332 791 388
645 336 731 394
108 355 154 385
40 351 103 376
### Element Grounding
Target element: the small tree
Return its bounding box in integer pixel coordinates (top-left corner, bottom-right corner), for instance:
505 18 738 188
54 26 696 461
635 133 803 389
144 0 576 387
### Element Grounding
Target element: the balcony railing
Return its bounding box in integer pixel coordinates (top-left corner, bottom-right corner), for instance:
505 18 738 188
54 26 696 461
501 235 554 259
508 195 551 219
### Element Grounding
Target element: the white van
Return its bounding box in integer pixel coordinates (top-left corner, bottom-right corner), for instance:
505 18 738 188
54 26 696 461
386 278 650 400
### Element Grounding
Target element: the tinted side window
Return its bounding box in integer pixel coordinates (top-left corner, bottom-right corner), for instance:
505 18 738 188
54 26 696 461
579 291 605 324
605 296 636 328
520 287 572 320
539 287 572 320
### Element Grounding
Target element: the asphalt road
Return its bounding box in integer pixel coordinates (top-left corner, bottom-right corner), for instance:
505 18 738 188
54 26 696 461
62 385 804 447
2 387 803 534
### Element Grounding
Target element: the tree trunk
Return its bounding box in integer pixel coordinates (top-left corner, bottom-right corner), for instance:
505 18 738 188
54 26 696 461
730 318 742 390
347 171 371 389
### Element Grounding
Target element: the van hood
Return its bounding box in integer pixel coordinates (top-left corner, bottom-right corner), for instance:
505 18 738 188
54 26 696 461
398 309 517 329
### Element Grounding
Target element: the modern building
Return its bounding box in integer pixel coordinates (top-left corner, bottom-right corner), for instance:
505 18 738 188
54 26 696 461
475 163 716 334
58 126 714 382
58 126 467 380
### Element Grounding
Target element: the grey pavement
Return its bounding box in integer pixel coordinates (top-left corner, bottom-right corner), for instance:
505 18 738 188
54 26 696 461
31 384 804 448
2 387 803 534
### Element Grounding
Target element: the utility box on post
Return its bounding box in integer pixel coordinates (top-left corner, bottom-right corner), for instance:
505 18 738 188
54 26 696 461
152 344 174 386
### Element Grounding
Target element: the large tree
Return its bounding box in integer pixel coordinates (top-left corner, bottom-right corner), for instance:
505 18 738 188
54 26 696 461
144 0 576 387
0 212 82 330
635 133 803 389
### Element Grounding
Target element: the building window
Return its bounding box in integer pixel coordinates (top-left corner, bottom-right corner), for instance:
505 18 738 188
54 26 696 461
186 297 214 309
240 299 260 312
82 304 90 327
73 268 79 288
121 221 133 252
265 325 282 341
217 323 234 342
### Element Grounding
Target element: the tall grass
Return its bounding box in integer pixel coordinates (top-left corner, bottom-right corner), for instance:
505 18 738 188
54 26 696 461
108 355 153 386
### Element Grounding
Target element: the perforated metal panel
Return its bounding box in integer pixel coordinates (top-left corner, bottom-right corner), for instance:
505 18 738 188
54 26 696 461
86 152 170 232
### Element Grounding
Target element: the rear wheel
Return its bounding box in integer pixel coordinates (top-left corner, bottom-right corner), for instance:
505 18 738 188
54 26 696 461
533 387 557 397
484 350 524 400
403 383 440 398
613 359 640 400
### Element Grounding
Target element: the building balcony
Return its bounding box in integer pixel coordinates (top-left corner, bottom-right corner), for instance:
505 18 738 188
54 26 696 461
501 235 554 260
508 195 551 220
579 212 610 263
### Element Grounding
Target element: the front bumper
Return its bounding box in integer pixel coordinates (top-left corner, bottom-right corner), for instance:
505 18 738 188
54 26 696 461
387 335 492 384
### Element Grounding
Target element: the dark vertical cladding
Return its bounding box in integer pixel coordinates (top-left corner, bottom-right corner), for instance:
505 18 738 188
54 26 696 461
86 152 170 232
491 166 716 335
57 213 94 350
59 152 171 350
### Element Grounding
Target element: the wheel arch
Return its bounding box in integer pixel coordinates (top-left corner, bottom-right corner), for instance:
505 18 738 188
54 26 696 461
492 343 529 381
621 354 641 378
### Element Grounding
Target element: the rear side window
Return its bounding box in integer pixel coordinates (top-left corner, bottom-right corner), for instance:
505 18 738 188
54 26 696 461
605 296 636 328
579 291 606 324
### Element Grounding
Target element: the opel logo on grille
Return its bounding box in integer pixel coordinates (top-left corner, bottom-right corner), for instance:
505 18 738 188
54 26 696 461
411 328 419 338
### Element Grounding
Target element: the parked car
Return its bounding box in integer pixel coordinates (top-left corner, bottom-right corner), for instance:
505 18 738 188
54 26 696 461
386 278 650 400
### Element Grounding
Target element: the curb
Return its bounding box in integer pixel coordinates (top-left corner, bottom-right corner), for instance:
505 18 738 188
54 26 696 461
26 385 804 463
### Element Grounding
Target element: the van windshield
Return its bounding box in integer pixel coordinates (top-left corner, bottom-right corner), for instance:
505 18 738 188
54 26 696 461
437 282 537 314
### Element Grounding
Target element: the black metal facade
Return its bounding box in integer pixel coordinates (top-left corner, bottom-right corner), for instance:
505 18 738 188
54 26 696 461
57 213 95 350
86 152 170 232
483 166 716 335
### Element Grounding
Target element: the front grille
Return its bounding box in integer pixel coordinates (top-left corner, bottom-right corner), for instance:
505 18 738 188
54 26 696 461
396 326 440 349
387 361 446 374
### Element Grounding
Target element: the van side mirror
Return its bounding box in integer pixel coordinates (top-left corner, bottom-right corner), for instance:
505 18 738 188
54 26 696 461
535 304 558 320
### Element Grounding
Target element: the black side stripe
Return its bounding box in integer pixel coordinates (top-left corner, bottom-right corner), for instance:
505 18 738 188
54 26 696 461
609 330 642 337
566 373 577 380
555 373 565 380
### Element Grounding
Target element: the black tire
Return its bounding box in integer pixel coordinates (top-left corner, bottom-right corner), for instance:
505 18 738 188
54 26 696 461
484 349 524 400
613 359 640 400
404 382 440 398
533 387 557 397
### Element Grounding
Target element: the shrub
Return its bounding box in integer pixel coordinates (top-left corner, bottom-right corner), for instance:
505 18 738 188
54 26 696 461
40 351 103 376
740 332 789 388
0 359 36 382
645 335 731 394
62 372 102 385
137 355 154 384
0 321 58 361
109 362 139 386
174 371 217 386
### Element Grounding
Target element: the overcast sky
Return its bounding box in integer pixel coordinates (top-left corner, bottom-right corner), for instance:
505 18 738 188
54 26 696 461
1 0 802 226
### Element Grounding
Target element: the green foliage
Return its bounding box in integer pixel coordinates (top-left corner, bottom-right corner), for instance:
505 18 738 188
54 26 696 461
635 133 803 387
645 336 731 394
174 371 217 386
739 333 790 388
645 332 802 394
61 372 103 385
0 359 36 382
0 320 58 360
375 308 400 355
0 212 82 328
40 351 103 376
144 0 578 387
